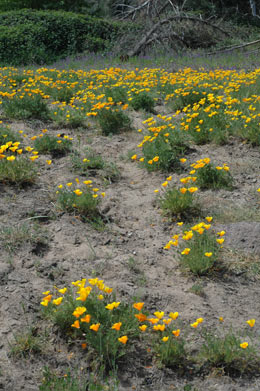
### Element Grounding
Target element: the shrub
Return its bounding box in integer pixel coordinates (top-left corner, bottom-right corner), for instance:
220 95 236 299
0 9 122 65
97 107 132 136
130 92 155 112
34 135 73 157
2 94 50 120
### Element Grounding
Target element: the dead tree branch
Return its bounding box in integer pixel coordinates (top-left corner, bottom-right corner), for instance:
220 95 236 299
127 14 231 57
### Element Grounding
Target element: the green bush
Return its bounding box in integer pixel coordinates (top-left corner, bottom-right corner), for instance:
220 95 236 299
2 94 50 120
0 9 121 65
34 135 72 157
98 108 132 136
196 163 233 190
130 92 155 113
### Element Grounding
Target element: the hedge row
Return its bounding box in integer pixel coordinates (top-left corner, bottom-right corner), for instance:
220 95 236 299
0 9 122 65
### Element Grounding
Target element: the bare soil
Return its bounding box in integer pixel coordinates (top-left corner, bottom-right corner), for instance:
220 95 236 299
0 108 260 391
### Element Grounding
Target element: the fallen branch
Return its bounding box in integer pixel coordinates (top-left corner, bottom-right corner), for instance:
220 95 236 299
127 14 230 57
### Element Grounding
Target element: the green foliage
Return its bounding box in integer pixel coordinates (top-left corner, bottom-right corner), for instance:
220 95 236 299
40 367 88 391
34 135 72 157
56 187 100 221
71 149 105 174
9 327 44 358
2 94 50 120
156 336 187 368
0 156 37 185
160 187 200 220
0 9 122 65
196 163 233 190
130 92 155 113
180 230 219 275
141 130 188 172
105 86 128 104
43 281 141 369
0 222 48 254
98 108 132 136
0 127 22 145
200 331 259 375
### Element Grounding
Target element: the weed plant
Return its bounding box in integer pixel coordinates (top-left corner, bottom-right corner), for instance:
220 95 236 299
142 130 188 172
160 187 200 220
0 156 37 185
34 135 72 157
9 327 44 358
0 127 21 145
179 229 219 276
71 149 105 174
57 187 100 221
105 86 128 104
98 108 132 136
200 330 259 376
196 163 233 190
2 94 50 120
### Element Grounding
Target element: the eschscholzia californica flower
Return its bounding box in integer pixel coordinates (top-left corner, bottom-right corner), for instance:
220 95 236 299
196 318 204 324
118 336 128 344
111 322 122 331
180 158 187 163
71 320 80 329
188 187 198 193
154 311 164 319
133 302 144 311
177 222 183 226
148 318 159 325
180 187 187 194
73 307 87 318
205 216 213 222
74 189 82 196
217 231 225 236
81 343 87 349
81 314 91 323
90 323 100 332
246 319 255 328
204 252 213 257
162 336 169 342
105 302 120 310
219 317 224 322
58 287 67 294
216 238 224 244
153 324 165 331
163 318 172 325
169 312 179 320
181 248 191 255
53 297 63 305
135 313 147 322
190 321 199 328
240 342 248 349
172 329 180 337
139 325 147 332
7 156 16 161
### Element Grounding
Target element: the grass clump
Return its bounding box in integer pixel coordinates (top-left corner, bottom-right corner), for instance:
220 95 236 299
179 222 221 276
2 94 50 120
34 134 73 157
56 185 101 222
200 330 259 376
0 156 37 185
160 186 200 221
98 107 132 136
9 327 44 358
39 368 88 391
0 127 22 145
130 91 155 113
0 222 48 254
195 162 233 190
